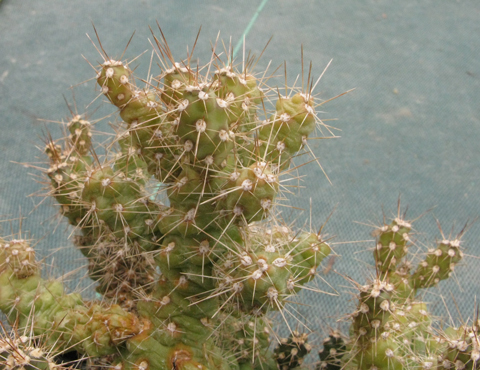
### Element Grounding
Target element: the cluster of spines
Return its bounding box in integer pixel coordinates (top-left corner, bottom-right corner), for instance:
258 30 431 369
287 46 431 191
438 323 480 370
0 331 60 370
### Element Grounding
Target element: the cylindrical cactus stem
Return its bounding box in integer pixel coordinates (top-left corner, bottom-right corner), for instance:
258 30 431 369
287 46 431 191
214 311 274 368
411 238 463 290
97 60 161 125
355 336 403 370
44 116 94 226
67 115 93 155
161 62 196 106
373 217 412 275
385 268 415 303
256 93 316 170
212 65 263 131
80 165 161 245
211 226 331 313
221 161 279 223
352 278 394 344
97 60 184 183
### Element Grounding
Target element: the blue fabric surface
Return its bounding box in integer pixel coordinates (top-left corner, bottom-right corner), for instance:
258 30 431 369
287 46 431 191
1 0 479 340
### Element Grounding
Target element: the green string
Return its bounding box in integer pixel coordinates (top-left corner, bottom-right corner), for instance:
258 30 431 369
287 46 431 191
232 0 270 60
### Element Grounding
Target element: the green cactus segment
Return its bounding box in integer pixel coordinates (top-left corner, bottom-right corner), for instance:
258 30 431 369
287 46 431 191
355 337 403 370
342 215 469 370
96 61 144 123
96 60 181 184
120 336 217 370
130 314 232 369
0 239 38 278
385 302 432 343
257 93 316 170
439 325 480 370
223 314 274 368
42 114 163 302
385 267 415 302
411 238 463 290
220 162 279 223
161 63 196 107
374 218 412 274
316 332 346 370
351 302 439 370
210 227 331 312
68 115 92 155
81 165 160 243
115 133 150 185
274 331 311 370
290 232 331 286
212 67 263 135
45 116 94 226
127 301 234 370
0 243 141 358
352 279 393 343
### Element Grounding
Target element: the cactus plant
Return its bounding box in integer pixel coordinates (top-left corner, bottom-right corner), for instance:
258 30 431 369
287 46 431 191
0 28 334 370
0 27 474 370
314 212 474 370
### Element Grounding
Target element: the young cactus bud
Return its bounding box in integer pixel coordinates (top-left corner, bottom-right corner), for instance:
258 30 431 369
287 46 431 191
67 115 92 155
373 217 412 274
97 60 134 110
0 239 37 278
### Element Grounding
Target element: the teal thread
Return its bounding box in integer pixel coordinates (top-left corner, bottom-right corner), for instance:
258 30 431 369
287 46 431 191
232 0 270 59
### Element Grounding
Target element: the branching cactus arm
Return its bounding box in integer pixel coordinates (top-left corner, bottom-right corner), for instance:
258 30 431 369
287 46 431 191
316 214 471 370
